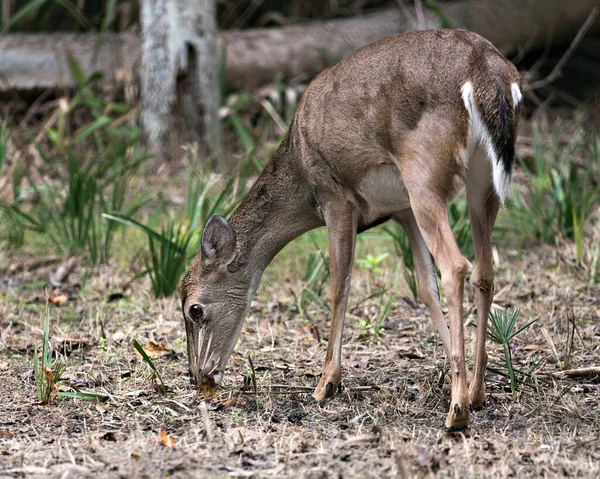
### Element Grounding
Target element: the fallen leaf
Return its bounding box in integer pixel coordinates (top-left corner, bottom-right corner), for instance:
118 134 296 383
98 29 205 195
48 294 69 307
135 341 172 359
1 430 14 439
222 397 238 408
298 325 315 342
158 429 176 447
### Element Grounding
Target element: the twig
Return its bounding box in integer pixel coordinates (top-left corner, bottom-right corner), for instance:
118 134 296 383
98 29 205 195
525 7 599 91
200 400 212 441
536 367 600 379
247 354 258 407
258 99 287 135
49 257 78 287
7 256 61 275
540 327 560 364
563 308 576 370
238 384 380 395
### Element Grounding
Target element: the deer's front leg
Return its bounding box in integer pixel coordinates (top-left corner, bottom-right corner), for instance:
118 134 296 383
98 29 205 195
313 200 357 401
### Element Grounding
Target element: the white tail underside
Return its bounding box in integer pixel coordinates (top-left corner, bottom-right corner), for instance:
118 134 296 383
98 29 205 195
460 81 521 203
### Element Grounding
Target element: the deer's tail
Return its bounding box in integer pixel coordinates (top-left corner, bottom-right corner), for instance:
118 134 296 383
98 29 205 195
460 80 522 203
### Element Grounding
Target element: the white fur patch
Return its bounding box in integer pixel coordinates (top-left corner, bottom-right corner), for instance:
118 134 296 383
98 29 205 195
511 83 522 108
460 81 511 203
356 165 411 220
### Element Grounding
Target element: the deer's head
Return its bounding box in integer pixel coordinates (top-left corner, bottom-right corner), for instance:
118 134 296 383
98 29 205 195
180 215 261 389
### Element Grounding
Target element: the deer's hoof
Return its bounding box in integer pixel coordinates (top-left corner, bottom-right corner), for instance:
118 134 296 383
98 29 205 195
444 402 470 432
313 371 341 401
469 384 486 411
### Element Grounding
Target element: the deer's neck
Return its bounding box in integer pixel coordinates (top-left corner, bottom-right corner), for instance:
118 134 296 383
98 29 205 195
229 136 321 276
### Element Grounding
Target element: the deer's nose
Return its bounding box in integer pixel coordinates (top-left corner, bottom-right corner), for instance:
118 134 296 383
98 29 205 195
199 369 223 386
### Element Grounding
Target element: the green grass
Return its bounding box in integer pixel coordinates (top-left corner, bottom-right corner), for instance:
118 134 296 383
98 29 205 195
34 301 66 404
34 299 107 403
2 0 123 33
501 130 600 256
105 168 238 297
384 225 418 300
1 58 150 263
132 339 166 394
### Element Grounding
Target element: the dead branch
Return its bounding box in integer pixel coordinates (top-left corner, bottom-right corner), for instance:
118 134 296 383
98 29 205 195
536 367 600 380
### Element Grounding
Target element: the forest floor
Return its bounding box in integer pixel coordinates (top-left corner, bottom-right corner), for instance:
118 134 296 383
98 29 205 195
1 108 600 478
1 214 600 478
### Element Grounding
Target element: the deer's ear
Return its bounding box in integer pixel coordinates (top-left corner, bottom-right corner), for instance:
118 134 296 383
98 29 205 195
201 215 236 265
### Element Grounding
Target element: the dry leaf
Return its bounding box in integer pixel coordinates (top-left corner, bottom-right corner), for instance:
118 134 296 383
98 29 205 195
158 429 176 447
298 325 315 342
48 294 69 307
136 341 172 359
222 397 238 408
42 366 59 402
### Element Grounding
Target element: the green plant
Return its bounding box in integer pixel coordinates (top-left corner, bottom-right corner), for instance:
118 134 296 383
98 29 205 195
4 155 148 263
2 0 123 33
590 214 600 285
105 172 237 297
34 300 107 403
502 131 600 258
147 223 194 298
356 253 389 276
34 302 66 404
299 247 331 319
384 225 418 300
355 291 394 342
1 59 149 260
0 122 8 175
132 339 166 394
448 199 474 260
372 293 394 342
487 308 537 400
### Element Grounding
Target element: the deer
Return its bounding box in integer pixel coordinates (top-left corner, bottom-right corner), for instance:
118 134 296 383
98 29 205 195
180 29 522 430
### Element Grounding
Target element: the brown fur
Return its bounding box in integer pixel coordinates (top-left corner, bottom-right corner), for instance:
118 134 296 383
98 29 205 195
181 29 520 430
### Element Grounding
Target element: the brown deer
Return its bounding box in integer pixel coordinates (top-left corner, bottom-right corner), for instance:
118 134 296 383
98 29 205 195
180 29 521 430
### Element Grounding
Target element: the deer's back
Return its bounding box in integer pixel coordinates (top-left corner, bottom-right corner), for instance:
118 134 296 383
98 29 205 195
292 29 518 195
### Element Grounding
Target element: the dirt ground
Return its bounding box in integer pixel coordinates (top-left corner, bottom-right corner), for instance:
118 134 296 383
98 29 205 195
1 229 600 479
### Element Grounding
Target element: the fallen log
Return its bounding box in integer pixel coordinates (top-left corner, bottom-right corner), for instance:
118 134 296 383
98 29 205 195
0 0 598 95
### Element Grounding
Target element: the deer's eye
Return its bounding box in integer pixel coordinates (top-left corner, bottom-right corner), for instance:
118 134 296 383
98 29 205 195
188 304 204 322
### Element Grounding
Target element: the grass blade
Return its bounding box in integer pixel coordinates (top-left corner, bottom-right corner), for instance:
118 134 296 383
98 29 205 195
132 339 166 393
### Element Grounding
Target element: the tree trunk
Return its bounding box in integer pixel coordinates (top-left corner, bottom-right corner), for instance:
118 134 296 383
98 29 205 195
0 0 599 95
140 0 220 161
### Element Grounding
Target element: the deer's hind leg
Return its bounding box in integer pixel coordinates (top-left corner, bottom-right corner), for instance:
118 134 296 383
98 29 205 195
393 210 451 360
466 147 500 411
397 134 472 430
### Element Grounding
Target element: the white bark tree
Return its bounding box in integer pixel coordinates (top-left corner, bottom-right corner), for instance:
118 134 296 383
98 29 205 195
140 0 220 161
